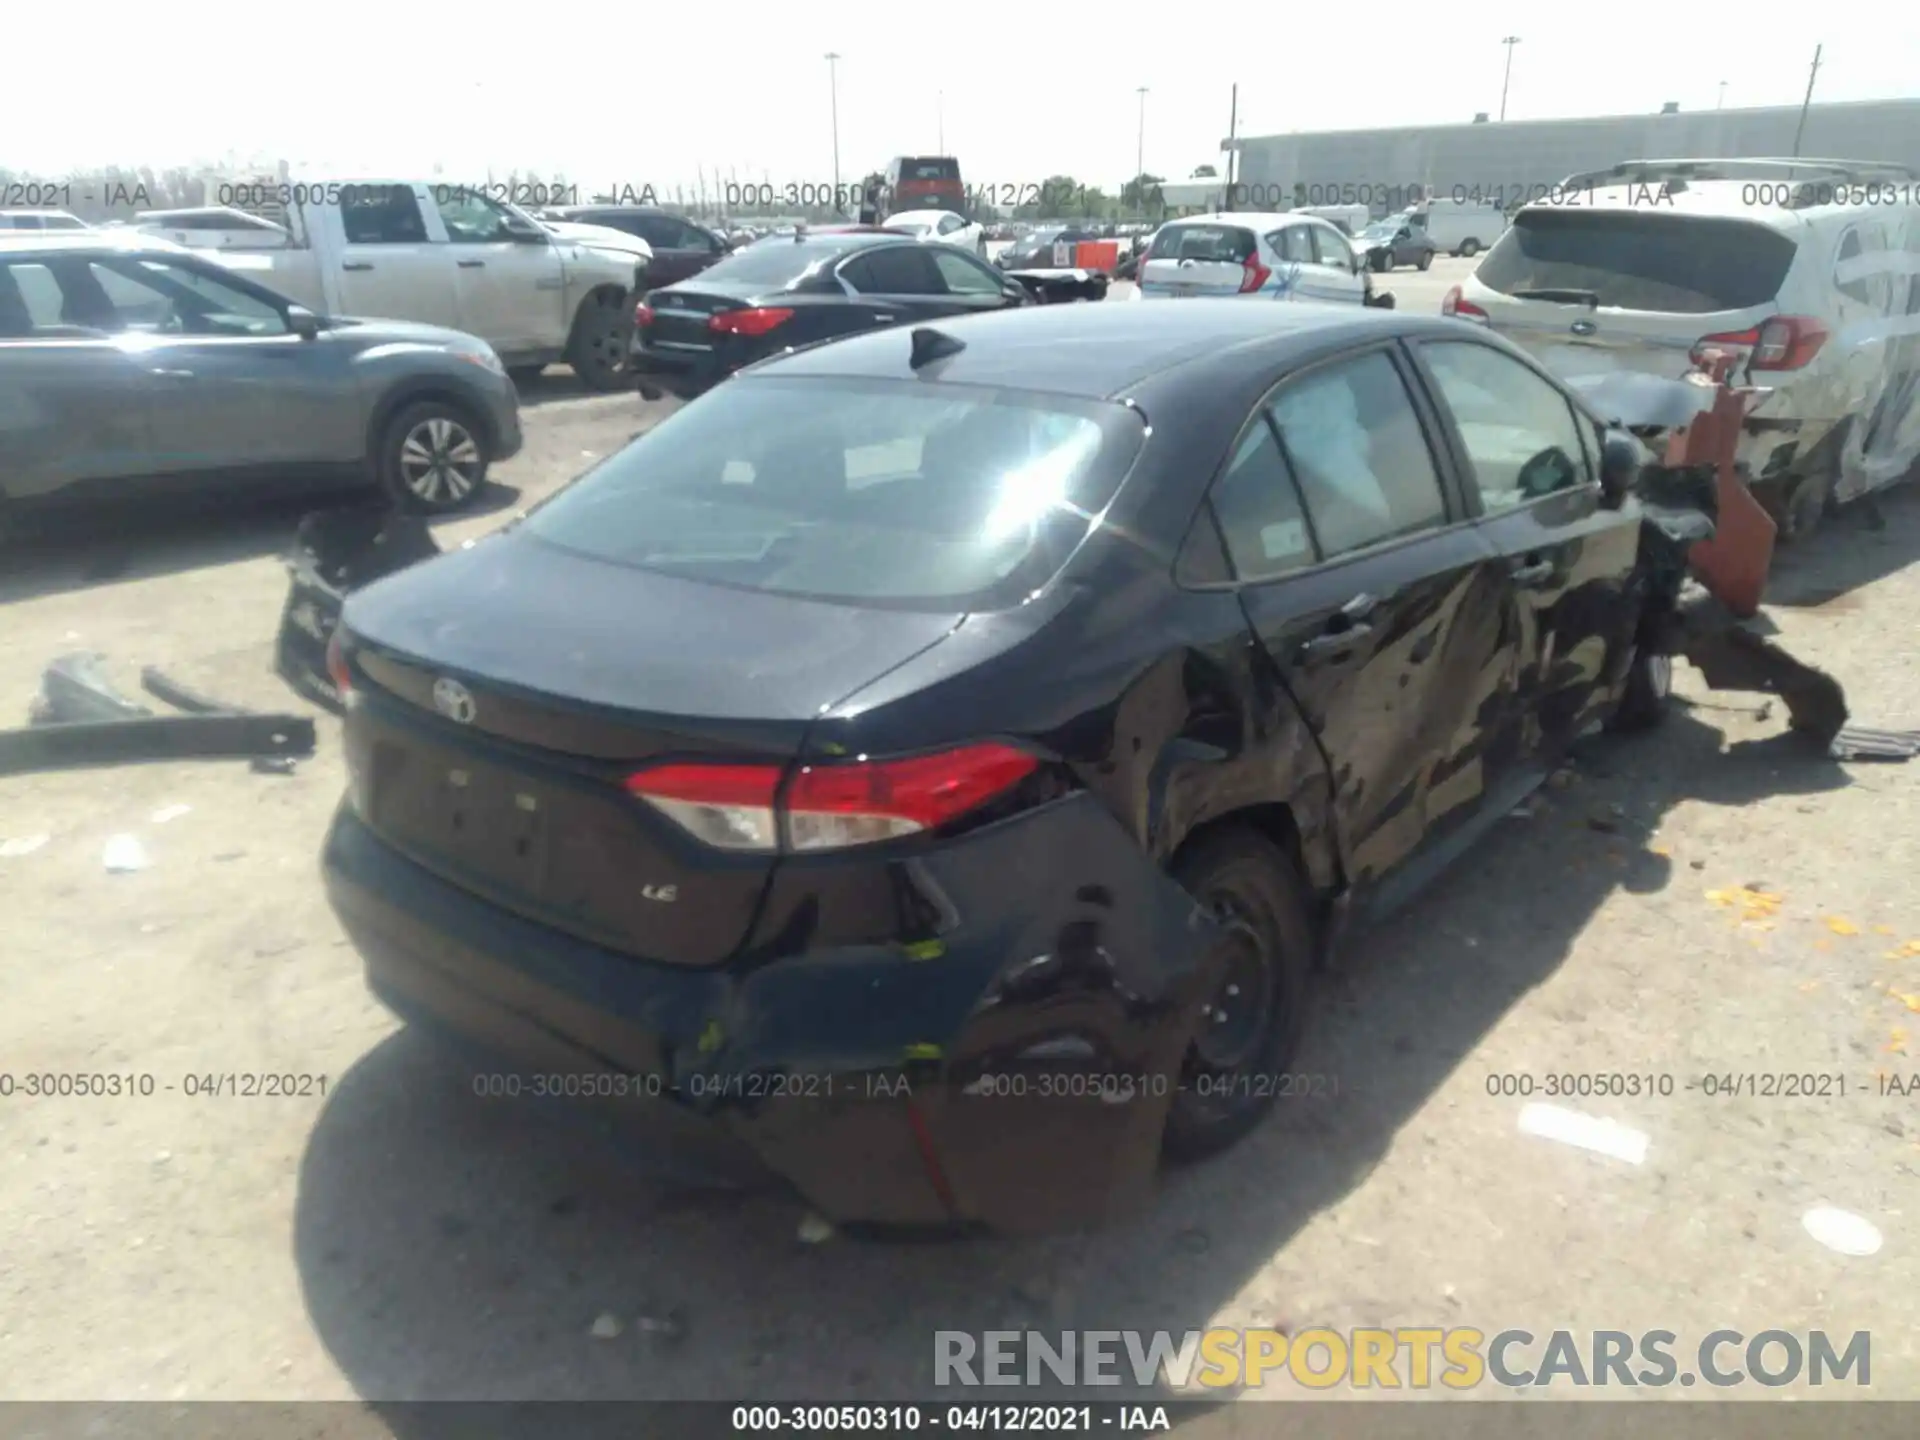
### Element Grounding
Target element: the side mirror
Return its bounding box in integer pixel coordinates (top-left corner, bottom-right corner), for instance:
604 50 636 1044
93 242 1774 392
1599 431 1643 506
504 220 547 244
286 304 320 339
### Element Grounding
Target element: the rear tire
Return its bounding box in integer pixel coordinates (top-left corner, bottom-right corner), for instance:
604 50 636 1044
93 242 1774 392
376 399 489 514
566 290 632 393
1458 238 1481 259
1416 250 1434 272
1161 828 1316 1163
1370 252 1390 273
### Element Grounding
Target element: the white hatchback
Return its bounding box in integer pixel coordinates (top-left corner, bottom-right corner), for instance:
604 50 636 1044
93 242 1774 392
1444 158 1920 536
1134 213 1369 306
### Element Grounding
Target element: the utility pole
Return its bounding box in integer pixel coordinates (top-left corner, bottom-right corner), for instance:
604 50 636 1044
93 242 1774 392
1717 80 1727 110
938 90 945 153
825 53 842 211
1499 36 1521 122
1224 82 1238 213
1135 86 1149 203
1791 44 1823 158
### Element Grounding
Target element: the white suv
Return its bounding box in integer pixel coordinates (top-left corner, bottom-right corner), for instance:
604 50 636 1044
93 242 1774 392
1442 158 1920 537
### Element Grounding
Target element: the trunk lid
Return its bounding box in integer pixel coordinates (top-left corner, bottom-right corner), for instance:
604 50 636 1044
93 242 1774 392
1470 206 1800 383
641 283 763 352
338 533 962 965
1139 221 1258 297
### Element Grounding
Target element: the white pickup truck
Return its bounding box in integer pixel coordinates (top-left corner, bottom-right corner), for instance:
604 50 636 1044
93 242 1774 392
193 181 648 389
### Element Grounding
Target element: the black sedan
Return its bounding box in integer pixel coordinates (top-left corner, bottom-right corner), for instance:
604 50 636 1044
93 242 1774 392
1356 220 1439 272
996 225 1104 270
628 232 1031 400
323 302 1678 1235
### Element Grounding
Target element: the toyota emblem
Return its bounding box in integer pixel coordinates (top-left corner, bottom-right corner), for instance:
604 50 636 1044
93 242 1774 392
432 677 477 725
1570 319 1598 337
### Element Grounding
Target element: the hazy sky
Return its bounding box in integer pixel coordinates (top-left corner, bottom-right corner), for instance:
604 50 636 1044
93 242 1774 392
8 5 1917 191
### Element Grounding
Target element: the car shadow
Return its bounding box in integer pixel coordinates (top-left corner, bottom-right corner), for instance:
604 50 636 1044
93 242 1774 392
0 481 521 607
513 368 639 406
1765 479 1920 610
291 702 1856 1423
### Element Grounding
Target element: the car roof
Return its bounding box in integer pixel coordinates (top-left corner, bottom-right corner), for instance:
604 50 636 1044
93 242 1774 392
1159 212 1320 228
0 230 185 257
747 300 1461 399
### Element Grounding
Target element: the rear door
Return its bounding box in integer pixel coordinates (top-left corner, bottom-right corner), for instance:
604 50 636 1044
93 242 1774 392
0 257 158 499
1409 335 1642 752
1469 206 1799 383
1140 221 1257 297
1218 346 1521 901
330 183 462 329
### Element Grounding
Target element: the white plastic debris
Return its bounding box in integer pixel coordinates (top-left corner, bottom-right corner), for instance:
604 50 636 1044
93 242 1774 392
102 835 150 873
797 1212 837 1244
1802 1206 1882 1256
150 805 192 824
1517 1102 1648 1165
589 1312 624 1340
0 834 50 858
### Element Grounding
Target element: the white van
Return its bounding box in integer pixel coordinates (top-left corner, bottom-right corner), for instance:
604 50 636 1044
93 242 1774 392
1400 200 1507 258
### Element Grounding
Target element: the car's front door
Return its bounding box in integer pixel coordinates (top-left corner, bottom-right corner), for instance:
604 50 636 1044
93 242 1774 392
1218 346 1521 907
1306 225 1368 304
1409 336 1644 753
79 253 357 475
431 190 567 356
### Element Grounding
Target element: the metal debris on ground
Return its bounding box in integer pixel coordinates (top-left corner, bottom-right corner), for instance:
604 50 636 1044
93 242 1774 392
589 1312 625 1340
102 835 150 873
3 653 316 777
797 1212 837 1244
0 834 50 858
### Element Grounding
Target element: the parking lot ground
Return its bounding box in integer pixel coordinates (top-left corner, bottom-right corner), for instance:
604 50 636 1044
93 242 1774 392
3 374 1920 1412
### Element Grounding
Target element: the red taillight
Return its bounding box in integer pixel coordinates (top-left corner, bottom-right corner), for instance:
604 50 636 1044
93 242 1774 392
1442 285 1489 322
709 307 794 337
624 743 1040 853
1239 256 1271 293
325 631 352 697
1692 315 1828 371
634 302 655 327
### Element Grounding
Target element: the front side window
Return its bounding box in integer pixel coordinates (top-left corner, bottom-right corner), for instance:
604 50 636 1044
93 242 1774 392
86 258 288 336
931 249 1003 295
1265 351 1447 557
434 191 517 244
1310 226 1354 269
840 246 941 295
1420 341 1589 511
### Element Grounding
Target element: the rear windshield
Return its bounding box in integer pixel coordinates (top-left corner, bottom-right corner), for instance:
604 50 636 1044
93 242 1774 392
525 377 1145 611
1476 210 1797 313
1150 224 1256 263
897 159 960 181
692 240 851 287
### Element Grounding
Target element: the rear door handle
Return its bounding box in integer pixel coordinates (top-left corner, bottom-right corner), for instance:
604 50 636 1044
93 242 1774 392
1299 623 1372 662
342 261 374 272
457 259 485 269
1509 559 1555 587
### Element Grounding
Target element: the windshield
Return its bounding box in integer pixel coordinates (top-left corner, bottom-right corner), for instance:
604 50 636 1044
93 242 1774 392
1476 209 1797 313
525 376 1144 611
1359 223 1396 239
688 240 848 287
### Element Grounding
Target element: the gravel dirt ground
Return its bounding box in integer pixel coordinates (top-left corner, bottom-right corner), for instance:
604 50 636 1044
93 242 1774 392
3 334 1918 1420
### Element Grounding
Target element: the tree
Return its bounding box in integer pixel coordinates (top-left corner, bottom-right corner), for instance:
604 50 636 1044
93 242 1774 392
1120 173 1165 213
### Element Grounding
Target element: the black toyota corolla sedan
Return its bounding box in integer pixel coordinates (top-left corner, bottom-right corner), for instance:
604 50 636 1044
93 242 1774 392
323 301 1679 1235
628 230 1031 400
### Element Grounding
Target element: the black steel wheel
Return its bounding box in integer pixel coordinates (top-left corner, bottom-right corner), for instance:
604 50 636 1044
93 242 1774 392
1162 828 1316 1162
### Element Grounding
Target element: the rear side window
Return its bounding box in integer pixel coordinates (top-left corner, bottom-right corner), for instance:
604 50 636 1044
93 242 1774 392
1265 351 1447 557
840 246 940 295
1210 420 1315 581
525 377 1145 612
1477 210 1796 313
1154 224 1256 263
341 187 428 245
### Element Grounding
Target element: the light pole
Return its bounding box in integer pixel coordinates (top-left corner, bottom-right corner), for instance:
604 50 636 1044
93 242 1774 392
1717 80 1728 110
938 90 945 153
825 52 842 213
1499 36 1520 122
1135 86 1149 204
